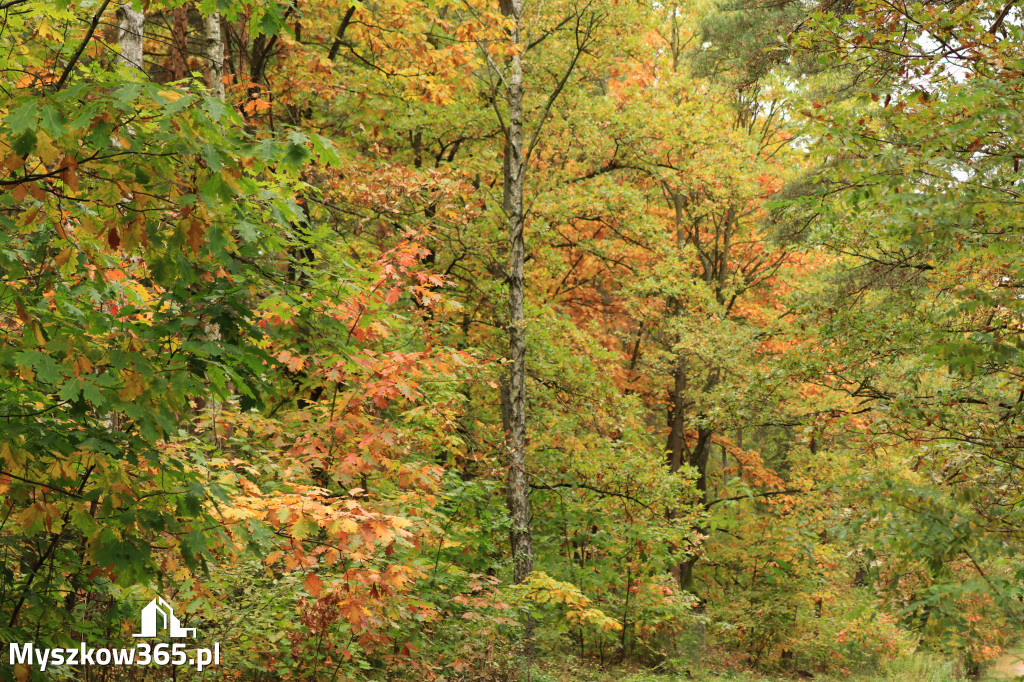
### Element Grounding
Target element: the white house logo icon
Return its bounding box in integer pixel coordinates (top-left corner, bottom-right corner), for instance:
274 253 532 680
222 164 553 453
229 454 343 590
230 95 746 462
133 596 196 638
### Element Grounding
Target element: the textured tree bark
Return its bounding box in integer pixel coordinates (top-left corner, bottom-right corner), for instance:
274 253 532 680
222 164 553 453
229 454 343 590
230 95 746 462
689 426 714 504
500 0 535 656
666 356 687 474
116 3 144 71
204 11 225 100
665 190 689 589
170 6 188 79
665 187 721 592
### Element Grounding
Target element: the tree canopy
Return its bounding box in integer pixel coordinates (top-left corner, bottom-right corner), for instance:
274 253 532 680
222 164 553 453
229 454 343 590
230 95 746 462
1 0 1023 679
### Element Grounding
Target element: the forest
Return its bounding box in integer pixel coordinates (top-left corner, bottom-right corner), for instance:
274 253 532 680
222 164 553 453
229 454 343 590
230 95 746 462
1 0 1023 680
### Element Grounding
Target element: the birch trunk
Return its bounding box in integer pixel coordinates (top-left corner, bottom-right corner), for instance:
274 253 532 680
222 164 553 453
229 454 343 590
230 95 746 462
501 0 534 635
116 3 144 71
204 12 225 100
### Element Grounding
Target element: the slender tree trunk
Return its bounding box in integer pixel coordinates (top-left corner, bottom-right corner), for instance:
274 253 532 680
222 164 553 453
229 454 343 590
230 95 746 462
116 3 144 70
666 189 689 476
500 0 534 657
666 356 687 473
716 205 734 305
204 11 225 100
665 190 689 589
689 426 714 504
170 5 188 79
664 188 721 593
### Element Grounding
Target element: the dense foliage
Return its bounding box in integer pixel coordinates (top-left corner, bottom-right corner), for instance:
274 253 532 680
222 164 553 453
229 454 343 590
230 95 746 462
1 0 1022 679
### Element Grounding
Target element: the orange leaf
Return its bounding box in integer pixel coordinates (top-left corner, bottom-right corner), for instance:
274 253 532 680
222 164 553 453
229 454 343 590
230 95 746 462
304 572 324 597
340 600 365 630
4 154 24 171
73 355 93 377
187 218 205 253
13 299 30 323
59 154 79 193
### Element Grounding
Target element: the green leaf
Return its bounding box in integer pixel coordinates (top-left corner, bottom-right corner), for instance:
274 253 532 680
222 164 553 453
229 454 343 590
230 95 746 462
12 129 37 157
39 105 66 136
282 143 311 169
6 102 37 133
14 350 62 384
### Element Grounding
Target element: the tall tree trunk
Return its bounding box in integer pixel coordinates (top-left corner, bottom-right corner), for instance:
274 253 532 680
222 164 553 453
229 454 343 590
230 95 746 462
667 356 687 474
666 189 689 476
500 0 534 656
204 11 225 100
666 356 689 591
665 188 720 593
170 5 188 79
676 426 712 593
717 205 735 305
689 426 714 504
665 189 689 589
116 2 144 71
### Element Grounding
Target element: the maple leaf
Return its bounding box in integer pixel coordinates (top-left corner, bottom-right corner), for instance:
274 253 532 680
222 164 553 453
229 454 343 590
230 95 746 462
340 600 366 631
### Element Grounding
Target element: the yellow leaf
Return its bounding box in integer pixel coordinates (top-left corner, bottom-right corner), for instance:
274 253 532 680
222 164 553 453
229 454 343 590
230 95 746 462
118 369 145 401
35 131 59 164
222 506 260 521
32 321 46 347
54 246 72 267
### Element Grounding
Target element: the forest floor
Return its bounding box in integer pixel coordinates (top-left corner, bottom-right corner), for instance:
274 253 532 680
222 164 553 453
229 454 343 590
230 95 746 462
985 643 1024 680
531 647 1024 681
531 668 1024 681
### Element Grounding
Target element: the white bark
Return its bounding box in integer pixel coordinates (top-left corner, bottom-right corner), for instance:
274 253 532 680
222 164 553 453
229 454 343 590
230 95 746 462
204 12 225 100
116 2 144 71
501 0 533 593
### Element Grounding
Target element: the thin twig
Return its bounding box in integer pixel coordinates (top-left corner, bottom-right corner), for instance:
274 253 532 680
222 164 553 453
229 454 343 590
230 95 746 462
532 482 651 509
705 488 813 508
54 0 112 91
